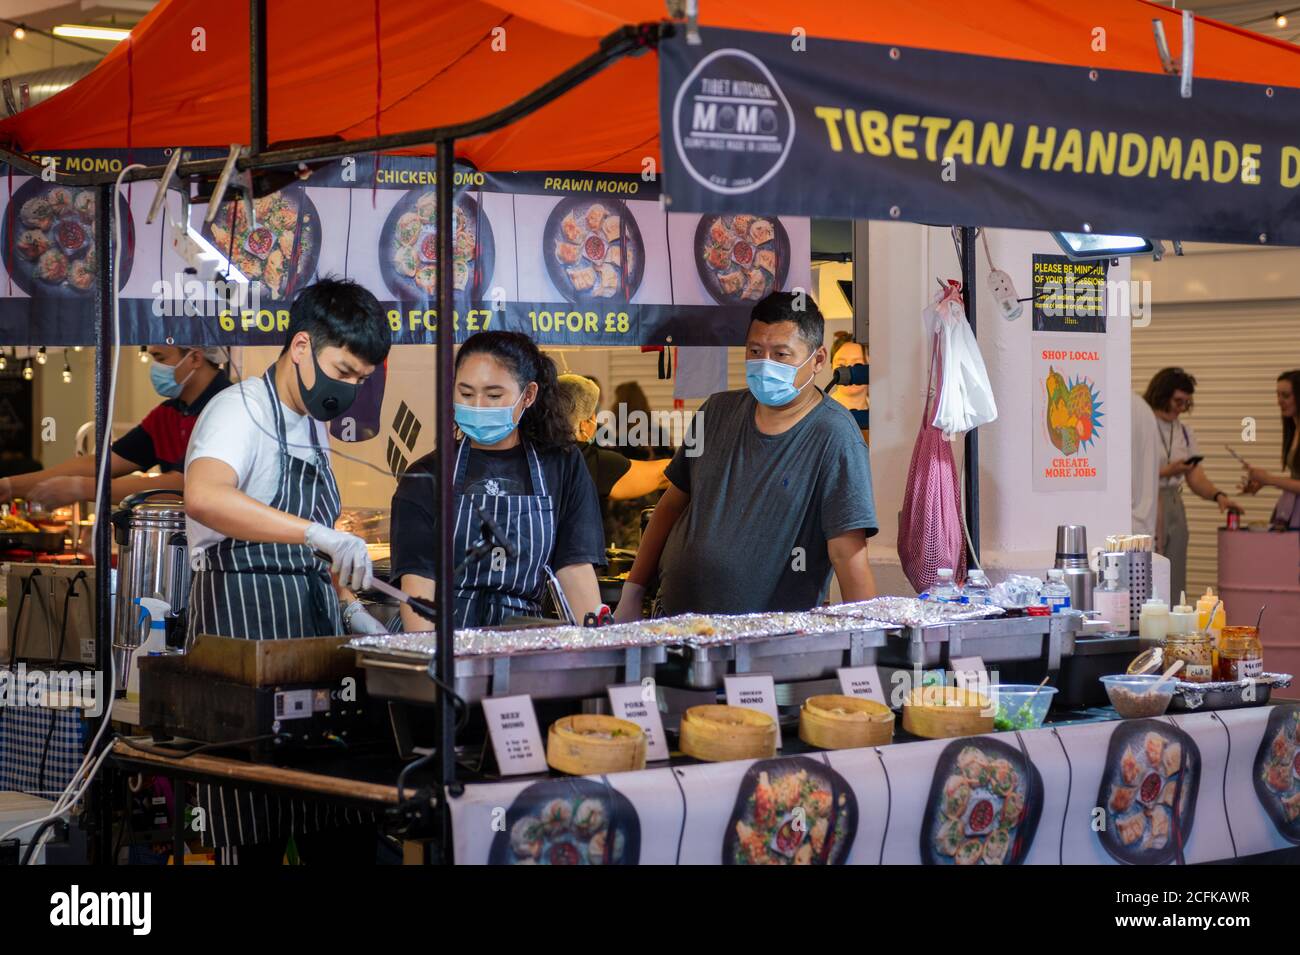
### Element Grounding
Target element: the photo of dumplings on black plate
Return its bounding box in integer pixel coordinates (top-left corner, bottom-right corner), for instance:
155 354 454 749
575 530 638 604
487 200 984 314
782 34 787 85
2 180 134 297
543 196 644 305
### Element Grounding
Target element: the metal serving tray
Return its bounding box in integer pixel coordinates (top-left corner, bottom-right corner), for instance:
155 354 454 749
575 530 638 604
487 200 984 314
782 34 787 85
658 627 894 690
878 614 1082 669
355 644 667 705
1169 673 1292 712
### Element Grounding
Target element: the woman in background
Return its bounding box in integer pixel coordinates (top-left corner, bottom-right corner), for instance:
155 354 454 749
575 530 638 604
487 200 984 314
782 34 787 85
1240 369 1300 528
1143 367 1242 601
611 381 672 461
827 332 869 443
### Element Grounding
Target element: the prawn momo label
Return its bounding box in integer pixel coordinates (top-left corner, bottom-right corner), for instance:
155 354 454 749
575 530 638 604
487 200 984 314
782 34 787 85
669 46 796 196
481 694 548 776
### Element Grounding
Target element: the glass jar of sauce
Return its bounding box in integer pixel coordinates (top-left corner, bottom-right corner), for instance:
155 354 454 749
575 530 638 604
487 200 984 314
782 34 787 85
1164 632 1214 683
1217 626 1264 682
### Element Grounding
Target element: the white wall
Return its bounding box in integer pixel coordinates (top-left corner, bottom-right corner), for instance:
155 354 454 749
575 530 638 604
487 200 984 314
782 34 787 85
867 224 1133 594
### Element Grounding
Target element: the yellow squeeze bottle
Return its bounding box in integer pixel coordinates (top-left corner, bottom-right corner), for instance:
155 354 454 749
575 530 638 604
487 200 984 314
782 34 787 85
1195 587 1226 674
1195 587 1226 637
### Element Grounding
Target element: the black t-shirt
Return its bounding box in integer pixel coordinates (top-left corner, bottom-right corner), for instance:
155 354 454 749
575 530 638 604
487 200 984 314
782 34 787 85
581 442 632 546
390 441 606 583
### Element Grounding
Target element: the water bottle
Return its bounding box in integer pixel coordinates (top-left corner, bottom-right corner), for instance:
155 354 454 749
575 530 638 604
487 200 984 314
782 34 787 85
962 569 992 606
1041 568 1072 614
924 568 964 603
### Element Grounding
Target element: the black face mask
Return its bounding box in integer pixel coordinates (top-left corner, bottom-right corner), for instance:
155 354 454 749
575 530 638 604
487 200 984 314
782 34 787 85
295 344 360 421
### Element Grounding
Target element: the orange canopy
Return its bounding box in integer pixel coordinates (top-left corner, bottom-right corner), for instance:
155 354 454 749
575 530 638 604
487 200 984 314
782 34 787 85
1 0 1296 173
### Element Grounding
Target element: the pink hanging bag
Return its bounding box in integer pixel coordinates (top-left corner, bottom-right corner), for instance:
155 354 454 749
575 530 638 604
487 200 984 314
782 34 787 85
897 323 967 593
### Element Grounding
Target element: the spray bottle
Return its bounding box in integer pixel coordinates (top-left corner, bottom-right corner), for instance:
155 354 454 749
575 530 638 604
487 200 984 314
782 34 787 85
128 596 171 701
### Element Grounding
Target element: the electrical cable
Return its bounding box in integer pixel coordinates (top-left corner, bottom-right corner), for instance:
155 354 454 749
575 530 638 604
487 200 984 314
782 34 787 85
5 567 38 667
115 733 285 760
36 571 87 792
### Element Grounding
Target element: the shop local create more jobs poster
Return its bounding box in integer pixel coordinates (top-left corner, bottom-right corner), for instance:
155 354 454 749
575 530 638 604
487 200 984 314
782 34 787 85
1032 333 1107 492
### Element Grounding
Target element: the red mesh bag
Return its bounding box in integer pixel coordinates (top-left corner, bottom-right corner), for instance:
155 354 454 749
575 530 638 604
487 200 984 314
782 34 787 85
898 329 967 593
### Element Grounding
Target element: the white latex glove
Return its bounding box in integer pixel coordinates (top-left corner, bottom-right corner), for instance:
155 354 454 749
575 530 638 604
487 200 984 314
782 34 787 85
305 522 373 592
613 581 646 623
27 475 92 509
347 607 390 635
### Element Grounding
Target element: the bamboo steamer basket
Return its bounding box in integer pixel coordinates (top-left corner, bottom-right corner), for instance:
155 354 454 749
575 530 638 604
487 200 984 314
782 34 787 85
546 715 647 776
679 705 777 762
901 686 994 739
799 695 895 749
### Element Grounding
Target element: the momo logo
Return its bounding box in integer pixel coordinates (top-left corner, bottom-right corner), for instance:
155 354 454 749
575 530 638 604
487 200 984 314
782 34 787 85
49 886 152 935
672 48 795 195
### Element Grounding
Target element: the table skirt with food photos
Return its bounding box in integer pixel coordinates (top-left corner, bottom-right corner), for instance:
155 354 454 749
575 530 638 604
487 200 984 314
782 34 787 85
449 703 1300 865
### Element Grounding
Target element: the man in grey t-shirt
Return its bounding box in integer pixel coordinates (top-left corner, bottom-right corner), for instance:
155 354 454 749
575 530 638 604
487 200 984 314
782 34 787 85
615 292 878 618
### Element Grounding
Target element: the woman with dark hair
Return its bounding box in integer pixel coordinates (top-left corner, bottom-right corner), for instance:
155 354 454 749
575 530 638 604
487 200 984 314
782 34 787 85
611 380 672 460
390 331 605 630
1240 370 1300 528
1143 367 1242 600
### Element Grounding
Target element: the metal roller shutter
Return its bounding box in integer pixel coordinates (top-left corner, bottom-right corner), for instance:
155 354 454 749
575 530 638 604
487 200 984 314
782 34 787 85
1130 300 1296 598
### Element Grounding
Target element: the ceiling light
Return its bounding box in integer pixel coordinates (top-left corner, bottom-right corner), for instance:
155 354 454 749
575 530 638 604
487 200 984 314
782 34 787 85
52 24 130 42
1052 231 1156 261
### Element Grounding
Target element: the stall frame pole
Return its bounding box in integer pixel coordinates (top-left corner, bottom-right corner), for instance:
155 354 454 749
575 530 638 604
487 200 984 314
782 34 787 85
250 0 268 155
92 181 115 865
434 140 457 861
959 226 980 565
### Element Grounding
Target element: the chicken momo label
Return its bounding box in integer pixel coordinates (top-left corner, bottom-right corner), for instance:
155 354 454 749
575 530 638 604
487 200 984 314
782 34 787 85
671 48 796 196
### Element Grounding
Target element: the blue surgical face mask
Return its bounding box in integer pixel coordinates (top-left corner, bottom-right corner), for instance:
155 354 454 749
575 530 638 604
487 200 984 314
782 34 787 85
150 353 196 398
455 391 526 445
746 352 815 407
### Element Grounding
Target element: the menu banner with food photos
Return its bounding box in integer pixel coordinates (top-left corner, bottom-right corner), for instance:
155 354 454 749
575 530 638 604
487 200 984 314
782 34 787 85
449 704 1299 865
0 152 811 347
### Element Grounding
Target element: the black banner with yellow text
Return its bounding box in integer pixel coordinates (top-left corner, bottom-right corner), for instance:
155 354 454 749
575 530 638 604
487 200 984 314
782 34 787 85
660 27 1300 244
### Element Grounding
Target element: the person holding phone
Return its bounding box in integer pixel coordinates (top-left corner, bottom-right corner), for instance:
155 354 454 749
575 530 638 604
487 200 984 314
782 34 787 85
1143 368 1243 599
1238 370 1300 528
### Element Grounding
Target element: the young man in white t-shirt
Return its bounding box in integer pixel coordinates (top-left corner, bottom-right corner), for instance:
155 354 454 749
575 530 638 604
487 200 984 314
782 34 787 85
184 278 391 640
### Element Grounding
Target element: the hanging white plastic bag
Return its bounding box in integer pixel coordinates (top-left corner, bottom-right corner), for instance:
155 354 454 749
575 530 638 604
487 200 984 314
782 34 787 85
924 280 997 439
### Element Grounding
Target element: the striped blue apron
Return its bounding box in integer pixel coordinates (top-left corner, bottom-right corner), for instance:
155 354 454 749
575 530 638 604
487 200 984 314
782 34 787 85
451 436 559 628
186 369 357 852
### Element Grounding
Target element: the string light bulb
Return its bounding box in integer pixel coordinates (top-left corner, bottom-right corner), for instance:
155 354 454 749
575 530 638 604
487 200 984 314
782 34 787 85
1278 12 1289 27
138 345 149 363
62 349 72 383
35 345 46 365
72 345 82 352
12 26 24 40
0 350 7 371
22 359 33 381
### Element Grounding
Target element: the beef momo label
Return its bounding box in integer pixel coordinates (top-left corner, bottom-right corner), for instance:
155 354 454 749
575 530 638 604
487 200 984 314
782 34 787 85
670 47 795 196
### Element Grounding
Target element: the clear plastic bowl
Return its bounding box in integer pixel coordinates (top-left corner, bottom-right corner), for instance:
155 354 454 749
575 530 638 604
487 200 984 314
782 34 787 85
1099 674 1176 718
990 684 1058 730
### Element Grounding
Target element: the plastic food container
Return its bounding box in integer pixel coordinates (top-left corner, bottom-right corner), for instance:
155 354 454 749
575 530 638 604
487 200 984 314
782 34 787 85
1099 674 1176 718
990 684 1059 731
